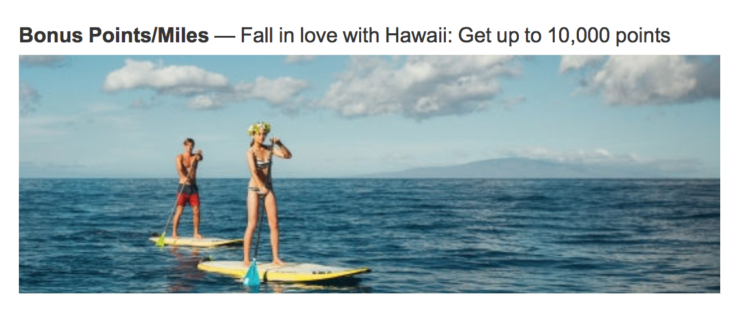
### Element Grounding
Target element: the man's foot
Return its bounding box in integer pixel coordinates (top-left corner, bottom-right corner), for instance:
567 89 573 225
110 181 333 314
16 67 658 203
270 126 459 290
272 258 285 266
171 233 179 240
243 260 251 268
194 233 204 240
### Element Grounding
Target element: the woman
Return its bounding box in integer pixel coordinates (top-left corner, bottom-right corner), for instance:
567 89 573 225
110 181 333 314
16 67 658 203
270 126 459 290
244 121 292 267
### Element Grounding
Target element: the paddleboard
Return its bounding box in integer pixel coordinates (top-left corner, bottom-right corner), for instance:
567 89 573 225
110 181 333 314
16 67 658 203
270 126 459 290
197 260 371 282
149 237 243 247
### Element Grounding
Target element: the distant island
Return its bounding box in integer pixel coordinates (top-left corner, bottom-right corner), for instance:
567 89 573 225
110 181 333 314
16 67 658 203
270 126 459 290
362 157 706 179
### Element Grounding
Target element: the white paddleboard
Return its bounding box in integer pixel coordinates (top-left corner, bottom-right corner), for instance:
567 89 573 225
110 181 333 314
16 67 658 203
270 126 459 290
197 260 370 282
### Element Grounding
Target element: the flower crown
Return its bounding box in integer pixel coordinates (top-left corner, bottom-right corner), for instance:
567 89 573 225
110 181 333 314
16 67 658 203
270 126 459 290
247 121 271 136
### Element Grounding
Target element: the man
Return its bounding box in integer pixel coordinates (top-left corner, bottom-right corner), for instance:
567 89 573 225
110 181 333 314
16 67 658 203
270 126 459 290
172 138 204 240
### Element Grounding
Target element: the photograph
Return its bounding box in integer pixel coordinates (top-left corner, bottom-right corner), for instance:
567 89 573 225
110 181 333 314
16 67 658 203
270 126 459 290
19 55 720 293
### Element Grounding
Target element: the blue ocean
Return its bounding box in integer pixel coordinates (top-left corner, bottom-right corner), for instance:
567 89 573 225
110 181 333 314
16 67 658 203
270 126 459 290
19 179 720 293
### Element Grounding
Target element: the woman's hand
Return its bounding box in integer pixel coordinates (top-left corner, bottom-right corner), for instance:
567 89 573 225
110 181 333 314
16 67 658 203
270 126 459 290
259 186 270 195
270 137 281 145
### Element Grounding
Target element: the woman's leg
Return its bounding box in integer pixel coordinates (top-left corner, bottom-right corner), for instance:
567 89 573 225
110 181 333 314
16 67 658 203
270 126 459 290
243 190 260 267
264 192 284 265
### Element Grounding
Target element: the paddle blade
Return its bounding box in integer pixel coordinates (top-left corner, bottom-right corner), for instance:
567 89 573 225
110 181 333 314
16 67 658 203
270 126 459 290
243 260 260 286
155 232 166 247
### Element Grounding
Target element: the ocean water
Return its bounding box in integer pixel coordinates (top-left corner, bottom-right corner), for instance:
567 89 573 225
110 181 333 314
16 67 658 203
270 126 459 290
19 179 720 293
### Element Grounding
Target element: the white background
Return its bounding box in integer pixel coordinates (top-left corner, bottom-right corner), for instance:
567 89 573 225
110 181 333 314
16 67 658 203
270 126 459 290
3 1 726 321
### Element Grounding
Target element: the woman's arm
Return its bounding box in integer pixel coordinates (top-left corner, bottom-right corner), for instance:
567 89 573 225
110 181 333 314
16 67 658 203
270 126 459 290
270 139 292 159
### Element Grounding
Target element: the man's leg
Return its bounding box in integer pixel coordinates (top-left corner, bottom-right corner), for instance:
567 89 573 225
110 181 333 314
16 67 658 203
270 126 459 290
192 206 203 239
191 193 203 240
171 205 184 239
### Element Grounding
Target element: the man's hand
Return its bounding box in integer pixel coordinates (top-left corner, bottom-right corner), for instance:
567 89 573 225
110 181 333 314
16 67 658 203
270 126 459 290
195 149 203 161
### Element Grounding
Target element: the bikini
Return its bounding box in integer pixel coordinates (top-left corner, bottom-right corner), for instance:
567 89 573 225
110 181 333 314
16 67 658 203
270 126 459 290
249 146 273 195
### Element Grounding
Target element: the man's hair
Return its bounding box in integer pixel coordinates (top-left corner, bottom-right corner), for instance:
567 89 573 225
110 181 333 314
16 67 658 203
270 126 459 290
184 138 195 146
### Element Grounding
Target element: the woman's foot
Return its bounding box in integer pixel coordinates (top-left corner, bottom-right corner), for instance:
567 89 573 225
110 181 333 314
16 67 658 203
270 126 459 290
243 260 251 267
272 258 285 266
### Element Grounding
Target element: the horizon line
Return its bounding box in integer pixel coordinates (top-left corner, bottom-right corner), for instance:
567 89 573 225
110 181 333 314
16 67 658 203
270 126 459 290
18 177 721 180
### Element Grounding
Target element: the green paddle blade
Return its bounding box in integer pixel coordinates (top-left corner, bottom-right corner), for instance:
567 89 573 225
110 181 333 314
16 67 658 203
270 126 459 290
155 232 166 247
243 260 260 286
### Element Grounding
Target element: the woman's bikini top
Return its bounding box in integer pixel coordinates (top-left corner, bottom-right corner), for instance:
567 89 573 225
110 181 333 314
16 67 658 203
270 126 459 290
254 147 273 170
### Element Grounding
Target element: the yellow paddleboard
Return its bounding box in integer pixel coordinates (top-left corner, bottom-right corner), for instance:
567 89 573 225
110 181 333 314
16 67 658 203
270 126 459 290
197 260 371 282
149 237 242 248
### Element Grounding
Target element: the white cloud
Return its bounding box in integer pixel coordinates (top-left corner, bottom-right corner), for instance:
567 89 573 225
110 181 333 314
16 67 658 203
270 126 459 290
566 56 719 106
19 82 40 115
499 95 526 110
285 55 316 64
188 95 224 110
559 55 604 73
318 56 519 119
103 59 310 112
234 77 309 106
184 77 309 111
19 55 66 67
103 59 229 95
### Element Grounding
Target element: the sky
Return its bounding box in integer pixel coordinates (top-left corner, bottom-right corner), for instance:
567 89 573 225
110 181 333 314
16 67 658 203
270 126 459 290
19 55 720 178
